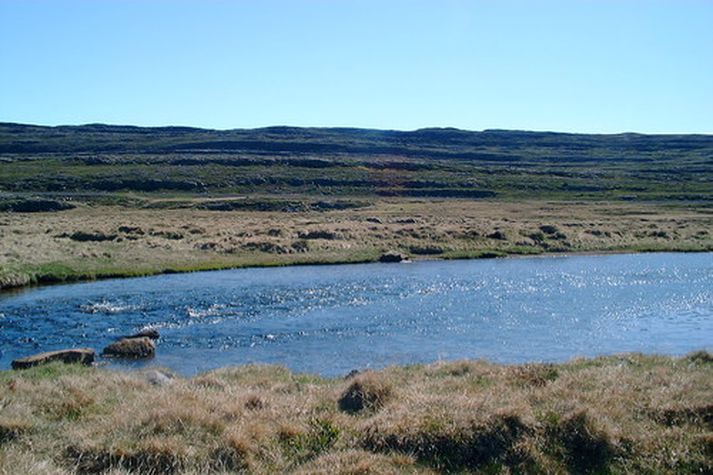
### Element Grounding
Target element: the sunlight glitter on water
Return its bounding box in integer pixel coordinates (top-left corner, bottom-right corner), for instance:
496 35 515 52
1 252 711 376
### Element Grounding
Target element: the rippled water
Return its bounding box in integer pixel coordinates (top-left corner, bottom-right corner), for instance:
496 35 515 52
1 253 711 376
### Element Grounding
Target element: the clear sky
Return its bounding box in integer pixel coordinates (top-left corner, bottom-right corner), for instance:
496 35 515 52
1 1 711 133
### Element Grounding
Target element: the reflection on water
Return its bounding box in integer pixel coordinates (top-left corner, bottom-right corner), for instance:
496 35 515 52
1 253 711 376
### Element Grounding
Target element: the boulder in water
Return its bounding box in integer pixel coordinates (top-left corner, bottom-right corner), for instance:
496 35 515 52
11 348 95 370
102 337 155 359
125 329 160 340
378 251 409 263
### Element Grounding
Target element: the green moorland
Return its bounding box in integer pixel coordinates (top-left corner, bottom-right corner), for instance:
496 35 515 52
1 122 712 289
0 353 711 474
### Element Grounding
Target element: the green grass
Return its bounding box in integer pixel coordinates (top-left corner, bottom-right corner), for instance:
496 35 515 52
0 250 385 290
0 361 92 383
1 123 712 202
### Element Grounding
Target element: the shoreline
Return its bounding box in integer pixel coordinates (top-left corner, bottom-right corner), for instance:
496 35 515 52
4 348 713 379
3 246 712 295
79 346 713 380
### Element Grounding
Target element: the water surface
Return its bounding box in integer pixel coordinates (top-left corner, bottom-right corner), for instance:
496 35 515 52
1 253 711 376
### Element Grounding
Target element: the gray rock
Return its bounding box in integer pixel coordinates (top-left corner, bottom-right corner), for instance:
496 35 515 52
145 370 174 386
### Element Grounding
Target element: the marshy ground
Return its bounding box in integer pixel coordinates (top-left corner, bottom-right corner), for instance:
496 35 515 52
0 353 711 474
1 198 712 290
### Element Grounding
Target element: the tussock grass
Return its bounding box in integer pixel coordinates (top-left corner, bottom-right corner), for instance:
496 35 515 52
338 372 394 414
0 353 711 473
2 199 712 290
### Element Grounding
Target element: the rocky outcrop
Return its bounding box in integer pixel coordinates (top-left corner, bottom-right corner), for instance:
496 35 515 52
11 348 95 370
102 337 155 359
298 230 340 240
409 245 444 255
65 231 117 242
0 198 75 213
378 251 409 263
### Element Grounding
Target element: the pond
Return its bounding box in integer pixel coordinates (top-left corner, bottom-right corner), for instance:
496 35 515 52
1 252 711 376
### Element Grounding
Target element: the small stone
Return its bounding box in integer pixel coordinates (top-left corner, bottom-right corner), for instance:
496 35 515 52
145 370 174 386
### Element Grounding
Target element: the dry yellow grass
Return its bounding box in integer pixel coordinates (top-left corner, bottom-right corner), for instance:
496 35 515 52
0 353 710 474
1 198 711 289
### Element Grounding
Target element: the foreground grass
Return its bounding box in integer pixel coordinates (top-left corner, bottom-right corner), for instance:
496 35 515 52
2 199 712 290
0 353 711 474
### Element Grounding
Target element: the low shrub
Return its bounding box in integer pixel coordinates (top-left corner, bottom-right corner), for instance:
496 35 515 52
687 350 713 364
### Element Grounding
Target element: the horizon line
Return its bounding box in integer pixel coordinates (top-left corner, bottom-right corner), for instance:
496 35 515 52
1 120 711 137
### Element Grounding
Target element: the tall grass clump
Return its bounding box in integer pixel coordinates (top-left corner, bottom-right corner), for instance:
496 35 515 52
338 372 394 414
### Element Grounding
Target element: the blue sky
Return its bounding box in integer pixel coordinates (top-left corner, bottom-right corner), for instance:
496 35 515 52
1 1 711 133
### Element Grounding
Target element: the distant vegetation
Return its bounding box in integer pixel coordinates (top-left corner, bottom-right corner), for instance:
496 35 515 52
1 122 712 201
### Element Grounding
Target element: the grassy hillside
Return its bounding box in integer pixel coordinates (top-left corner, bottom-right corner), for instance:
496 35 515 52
1 122 712 201
1 122 712 290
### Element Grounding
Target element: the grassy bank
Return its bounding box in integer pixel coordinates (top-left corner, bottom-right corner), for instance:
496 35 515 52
2 199 712 291
0 353 711 474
